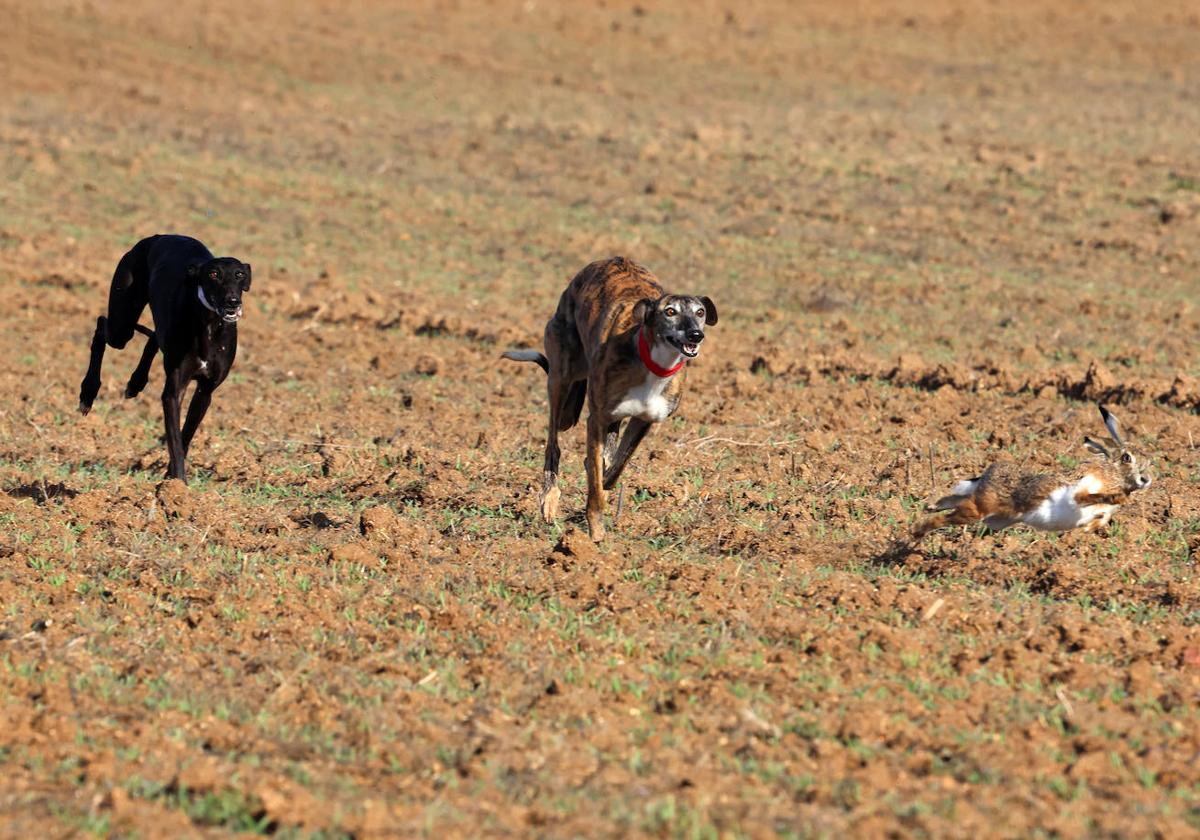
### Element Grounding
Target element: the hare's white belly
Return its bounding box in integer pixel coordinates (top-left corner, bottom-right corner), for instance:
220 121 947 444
1019 475 1113 532
613 375 673 421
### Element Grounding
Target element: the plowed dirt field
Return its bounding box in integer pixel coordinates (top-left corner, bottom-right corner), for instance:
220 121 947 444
2 1 1199 836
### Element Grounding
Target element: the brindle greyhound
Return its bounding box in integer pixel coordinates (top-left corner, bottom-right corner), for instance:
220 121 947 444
78 234 251 483
502 257 717 541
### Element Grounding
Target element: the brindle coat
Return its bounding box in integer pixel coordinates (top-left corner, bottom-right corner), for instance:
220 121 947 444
503 257 717 541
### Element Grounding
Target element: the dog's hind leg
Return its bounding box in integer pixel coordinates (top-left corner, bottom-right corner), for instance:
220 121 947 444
602 418 651 490
104 246 149 351
124 325 158 399
538 376 570 523
81 243 151 414
560 380 587 431
181 379 214 458
78 316 108 415
538 318 585 524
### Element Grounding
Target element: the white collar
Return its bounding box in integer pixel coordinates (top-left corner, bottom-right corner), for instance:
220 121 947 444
196 286 220 314
197 287 242 322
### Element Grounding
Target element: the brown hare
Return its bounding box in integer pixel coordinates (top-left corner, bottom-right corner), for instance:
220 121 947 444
912 405 1151 541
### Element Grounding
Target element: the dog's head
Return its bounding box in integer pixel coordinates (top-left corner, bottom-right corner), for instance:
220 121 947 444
634 294 718 358
189 258 251 323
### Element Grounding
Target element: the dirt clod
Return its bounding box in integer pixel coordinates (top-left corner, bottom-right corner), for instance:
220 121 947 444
155 479 194 520
329 541 377 565
360 505 401 540
552 527 599 563
414 354 441 376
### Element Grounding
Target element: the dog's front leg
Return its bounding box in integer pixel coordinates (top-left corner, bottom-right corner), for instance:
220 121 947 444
181 379 215 457
603 421 621 472
602 418 651 490
584 414 608 541
161 367 187 482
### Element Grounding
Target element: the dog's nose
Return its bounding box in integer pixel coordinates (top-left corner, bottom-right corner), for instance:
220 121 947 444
685 329 704 343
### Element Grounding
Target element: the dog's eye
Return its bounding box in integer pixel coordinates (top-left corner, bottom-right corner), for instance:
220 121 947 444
696 308 705 320
665 307 676 317
236 272 245 280
209 271 218 280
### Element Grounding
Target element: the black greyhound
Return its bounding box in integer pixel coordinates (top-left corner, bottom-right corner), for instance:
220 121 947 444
78 235 251 483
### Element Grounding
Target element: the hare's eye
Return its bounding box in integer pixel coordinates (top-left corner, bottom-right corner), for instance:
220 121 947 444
1121 452 1133 464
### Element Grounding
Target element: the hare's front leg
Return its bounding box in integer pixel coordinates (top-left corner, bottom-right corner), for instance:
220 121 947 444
1085 506 1116 532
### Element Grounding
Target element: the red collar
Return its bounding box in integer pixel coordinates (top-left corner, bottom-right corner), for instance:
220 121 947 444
638 328 686 377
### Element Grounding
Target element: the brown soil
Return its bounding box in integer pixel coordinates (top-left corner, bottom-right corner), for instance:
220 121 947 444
2 1 1199 836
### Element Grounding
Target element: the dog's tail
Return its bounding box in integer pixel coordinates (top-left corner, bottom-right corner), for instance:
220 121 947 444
500 349 549 373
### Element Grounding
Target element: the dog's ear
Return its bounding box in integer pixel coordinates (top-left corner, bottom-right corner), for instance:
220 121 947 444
239 263 252 292
699 296 718 326
632 297 657 326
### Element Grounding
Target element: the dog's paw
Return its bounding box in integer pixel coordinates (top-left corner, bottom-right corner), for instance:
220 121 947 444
539 486 561 523
587 518 606 543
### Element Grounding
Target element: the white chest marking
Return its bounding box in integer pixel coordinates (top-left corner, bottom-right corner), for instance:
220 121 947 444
1020 473 1116 532
613 373 674 421
199 360 209 372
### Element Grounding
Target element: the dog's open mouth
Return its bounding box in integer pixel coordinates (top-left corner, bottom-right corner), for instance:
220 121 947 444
667 335 701 358
667 334 701 358
221 307 243 323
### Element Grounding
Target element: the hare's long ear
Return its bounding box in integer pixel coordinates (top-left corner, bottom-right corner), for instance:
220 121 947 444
1099 404 1125 448
1083 436 1111 458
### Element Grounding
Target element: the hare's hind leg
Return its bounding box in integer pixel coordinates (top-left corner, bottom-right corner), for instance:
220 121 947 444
912 501 984 541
